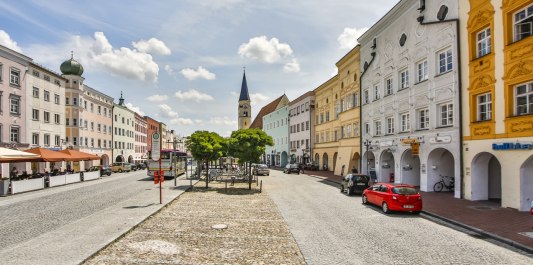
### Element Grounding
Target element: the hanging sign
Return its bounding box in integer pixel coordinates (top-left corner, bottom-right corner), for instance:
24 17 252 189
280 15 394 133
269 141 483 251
151 132 161 161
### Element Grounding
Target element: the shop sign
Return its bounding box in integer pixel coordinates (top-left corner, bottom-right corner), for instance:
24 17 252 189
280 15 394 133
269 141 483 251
492 142 533 150
429 136 452 144
401 138 417 145
411 142 420 156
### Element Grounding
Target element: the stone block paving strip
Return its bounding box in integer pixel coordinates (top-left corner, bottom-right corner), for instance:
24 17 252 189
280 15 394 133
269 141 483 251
83 181 306 265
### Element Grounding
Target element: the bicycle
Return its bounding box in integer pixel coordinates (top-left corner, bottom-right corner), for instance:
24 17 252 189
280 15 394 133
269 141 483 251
433 175 454 192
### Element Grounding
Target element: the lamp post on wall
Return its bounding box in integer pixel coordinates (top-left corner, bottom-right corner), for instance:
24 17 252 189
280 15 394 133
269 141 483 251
363 139 371 175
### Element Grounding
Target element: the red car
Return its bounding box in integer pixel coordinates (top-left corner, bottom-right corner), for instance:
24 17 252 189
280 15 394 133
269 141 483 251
362 183 422 214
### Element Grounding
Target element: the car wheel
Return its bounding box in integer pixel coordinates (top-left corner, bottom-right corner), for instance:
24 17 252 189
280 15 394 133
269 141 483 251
267 174 269 176
107 173 111 176
340 185 344 193
362 195 368 204
413 211 421 215
382 202 390 214
119 169 123 173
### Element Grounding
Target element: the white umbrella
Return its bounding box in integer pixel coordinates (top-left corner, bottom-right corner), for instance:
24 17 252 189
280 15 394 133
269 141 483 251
0 147 40 162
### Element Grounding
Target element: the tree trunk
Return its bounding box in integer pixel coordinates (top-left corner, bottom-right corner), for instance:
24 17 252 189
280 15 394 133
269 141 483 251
205 160 209 189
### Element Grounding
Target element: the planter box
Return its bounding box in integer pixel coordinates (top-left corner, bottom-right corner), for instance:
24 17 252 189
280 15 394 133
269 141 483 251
11 178 45 194
49 175 66 187
83 171 100 181
65 173 81 184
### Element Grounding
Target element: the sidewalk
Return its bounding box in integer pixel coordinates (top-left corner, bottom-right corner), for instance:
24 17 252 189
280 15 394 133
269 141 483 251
300 169 533 253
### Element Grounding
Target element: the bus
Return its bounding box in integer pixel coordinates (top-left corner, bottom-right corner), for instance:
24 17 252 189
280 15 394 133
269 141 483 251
147 149 187 179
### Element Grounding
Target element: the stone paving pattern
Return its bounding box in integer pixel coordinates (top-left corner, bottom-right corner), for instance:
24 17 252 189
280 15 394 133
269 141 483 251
83 181 306 265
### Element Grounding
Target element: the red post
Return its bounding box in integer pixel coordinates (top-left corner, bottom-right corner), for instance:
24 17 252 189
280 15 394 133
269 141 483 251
159 144 162 204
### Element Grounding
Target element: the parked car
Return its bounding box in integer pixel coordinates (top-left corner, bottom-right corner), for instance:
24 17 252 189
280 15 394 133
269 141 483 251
283 164 300 174
340 174 370 195
303 162 319 171
136 163 147 170
362 183 422 214
89 165 112 176
253 164 270 176
111 162 132 173
129 163 137 171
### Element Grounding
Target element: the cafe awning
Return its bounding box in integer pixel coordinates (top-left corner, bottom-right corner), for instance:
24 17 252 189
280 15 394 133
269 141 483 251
58 149 100 161
0 147 41 162
25 147 71 162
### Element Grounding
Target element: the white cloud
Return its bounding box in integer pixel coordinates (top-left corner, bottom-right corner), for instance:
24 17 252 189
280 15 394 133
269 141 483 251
250 93 269 105
180 66 216 80
238 36 293 63
125 102 145 116
337 27 368 50
159 104 178 118
164 65 175 76
174 89 214 102
283 58 300 73
132 38 171 55
209 116 237 126
0 30 22 52
147 94 169 102
170 118 194 125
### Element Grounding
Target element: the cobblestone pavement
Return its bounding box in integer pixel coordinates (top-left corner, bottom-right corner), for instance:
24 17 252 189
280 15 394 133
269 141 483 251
264 170 533 265
83 180 306 265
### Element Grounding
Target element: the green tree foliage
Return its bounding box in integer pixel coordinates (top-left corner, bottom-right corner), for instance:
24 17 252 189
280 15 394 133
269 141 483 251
185 131 225 188
228 128 273 189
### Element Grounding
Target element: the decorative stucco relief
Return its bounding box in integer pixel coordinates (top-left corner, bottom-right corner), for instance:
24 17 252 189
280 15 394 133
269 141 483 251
505 60 533 80
510 120 533 133
510 44 533 60
470 74 495 91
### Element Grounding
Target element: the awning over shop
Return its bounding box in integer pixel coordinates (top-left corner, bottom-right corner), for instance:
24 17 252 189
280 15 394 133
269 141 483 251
0 147 41 162
58 149 100 161
25 147 71 162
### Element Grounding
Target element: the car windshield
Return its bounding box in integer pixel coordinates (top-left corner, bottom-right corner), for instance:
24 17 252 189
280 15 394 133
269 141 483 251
353 175 370 182
257 165 267 168
392 187 418 195
290 164 299 168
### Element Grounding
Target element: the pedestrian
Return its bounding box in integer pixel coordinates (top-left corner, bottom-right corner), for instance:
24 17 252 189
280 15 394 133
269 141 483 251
351 166 358 174
10 166 18 179
299 164 304 174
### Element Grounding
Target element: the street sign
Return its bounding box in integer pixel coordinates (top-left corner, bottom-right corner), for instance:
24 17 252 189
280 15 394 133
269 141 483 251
151 132 161 161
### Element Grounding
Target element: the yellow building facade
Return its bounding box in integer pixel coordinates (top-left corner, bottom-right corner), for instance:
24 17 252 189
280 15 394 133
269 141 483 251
313 47 361 176
461 0 533 211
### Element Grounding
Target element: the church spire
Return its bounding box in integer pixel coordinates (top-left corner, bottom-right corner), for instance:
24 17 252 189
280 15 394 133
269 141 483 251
239 68 250 101
118 91 124 105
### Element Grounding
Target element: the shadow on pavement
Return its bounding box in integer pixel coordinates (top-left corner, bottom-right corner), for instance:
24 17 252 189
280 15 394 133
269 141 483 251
123 203 155 209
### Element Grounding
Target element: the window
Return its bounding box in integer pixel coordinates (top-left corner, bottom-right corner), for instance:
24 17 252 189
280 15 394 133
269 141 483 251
439 103 453 126
514 4 533 42
374 121 382 136
73 118 77 126
385 78 393 95
477 93 492 121
90 103 94 112
10 127 19 143
66 118 69 126
104 108 107 116
44 90 50 101
73 137 77 146
477 27 491 57
91 122 94 131
66 97 69 105
365 123 370 135
44 134 50 146
363 89 369 104
400 113 410 132
418 109 429 129
32 133 39 145
515 82 533 115
84 120 88 129
32 70 39 77
0 64 2 82
55 135 60 146
32 109 39 120
10 96 20 115
44 111 50 123
33 87 39 98
44 75 50 81
10 68 20 85
386 117 394 134
325 111 330 122
98 106 101 114
73 98 77 105
55 94 60 104
374 84 380 100
54 114 60 124
438 48 453 74
400 69 409 89
98 124 101 132
417 60 428 82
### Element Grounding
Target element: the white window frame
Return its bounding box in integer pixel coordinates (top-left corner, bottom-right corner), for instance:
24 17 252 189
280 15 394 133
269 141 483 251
32 133 39 145
439 103 454 127
10 126 19 143
515 82 533 115
363 89 369 104
10 68 20 85
374 84 380 100
54 114 60 124
438 48 453 74
386 117 394 134
385 77 393 95
374 120 382 136
513 4 533 42
477 93 492 121
400 112 410 132
477 27 491 57
44 111 50 123
32 109 39 121
44 90 50 102
33 87 39 98
418 108 429 130
417 59 428 82
10 96 20 115
44 134 50 146
399 69 409 89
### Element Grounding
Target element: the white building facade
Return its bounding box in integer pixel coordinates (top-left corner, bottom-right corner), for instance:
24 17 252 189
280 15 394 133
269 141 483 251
359 0 461 197
112 93 136 163
288 91 314 164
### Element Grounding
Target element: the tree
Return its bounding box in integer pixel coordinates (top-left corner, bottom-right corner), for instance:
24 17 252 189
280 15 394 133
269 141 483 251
228 128 273 189
185 131 225 188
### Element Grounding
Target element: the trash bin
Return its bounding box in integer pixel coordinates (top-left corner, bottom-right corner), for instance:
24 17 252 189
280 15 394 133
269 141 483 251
0 179 9 196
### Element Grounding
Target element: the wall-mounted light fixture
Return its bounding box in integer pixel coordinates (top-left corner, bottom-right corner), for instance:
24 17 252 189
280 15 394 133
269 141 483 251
403 164 412 170
432 165 438 170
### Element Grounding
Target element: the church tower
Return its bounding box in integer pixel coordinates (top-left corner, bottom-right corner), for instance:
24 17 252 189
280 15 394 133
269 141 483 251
238 69 251 129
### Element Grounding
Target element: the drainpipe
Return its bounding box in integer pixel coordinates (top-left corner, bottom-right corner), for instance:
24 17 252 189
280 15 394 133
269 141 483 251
417 16 464 199
359 43 377 174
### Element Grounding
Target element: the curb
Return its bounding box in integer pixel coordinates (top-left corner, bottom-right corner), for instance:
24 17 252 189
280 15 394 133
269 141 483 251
304 173 533 255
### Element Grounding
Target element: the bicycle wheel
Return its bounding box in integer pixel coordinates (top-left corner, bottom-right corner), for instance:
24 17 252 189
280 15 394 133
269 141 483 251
433 181 444 192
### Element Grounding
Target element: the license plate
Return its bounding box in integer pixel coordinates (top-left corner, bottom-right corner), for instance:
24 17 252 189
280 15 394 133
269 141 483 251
403 205 414 209
356 183 366 186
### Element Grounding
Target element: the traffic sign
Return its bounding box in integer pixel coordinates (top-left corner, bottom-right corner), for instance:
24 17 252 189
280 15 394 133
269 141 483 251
151 132 161 161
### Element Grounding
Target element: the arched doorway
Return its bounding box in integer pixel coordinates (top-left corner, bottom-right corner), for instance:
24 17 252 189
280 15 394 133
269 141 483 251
362 151 375 175
315 153 320 166
401 149 420 186
323 153 329 170
115 155 124 163
333 152 338 172
281 151 288 167
520 155 533 211
100 154 110 166
351 152 360 173
128 155 134 163
427 148 455 192
380 150 395 183
471 152 501 202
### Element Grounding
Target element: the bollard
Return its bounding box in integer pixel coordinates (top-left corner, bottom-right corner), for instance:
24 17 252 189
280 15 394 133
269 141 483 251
260 180 262 193
225 181 227 193
256 176 259 186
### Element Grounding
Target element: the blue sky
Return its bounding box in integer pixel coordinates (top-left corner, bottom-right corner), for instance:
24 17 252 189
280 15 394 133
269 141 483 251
0 0 397 136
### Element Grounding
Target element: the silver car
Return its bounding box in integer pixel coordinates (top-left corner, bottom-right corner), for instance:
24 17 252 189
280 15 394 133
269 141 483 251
253 164 270 176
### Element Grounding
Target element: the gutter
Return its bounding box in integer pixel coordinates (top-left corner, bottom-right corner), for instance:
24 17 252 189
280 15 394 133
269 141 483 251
359 41 377 172
418 16 464 199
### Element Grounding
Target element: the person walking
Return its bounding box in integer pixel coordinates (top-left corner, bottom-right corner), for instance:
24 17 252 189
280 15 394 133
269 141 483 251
10 167 18 179
351 166 358 174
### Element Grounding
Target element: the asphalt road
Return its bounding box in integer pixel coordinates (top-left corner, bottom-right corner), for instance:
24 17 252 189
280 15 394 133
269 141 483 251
264 170 533 265
0 170 194 265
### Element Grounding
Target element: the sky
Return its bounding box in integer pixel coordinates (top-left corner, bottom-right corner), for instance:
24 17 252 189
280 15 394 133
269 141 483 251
0 0 398 137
